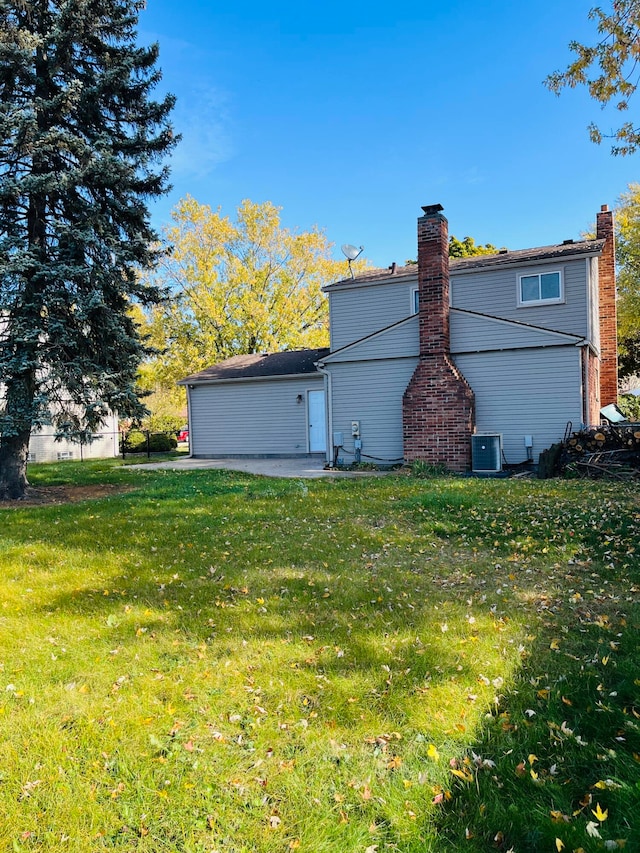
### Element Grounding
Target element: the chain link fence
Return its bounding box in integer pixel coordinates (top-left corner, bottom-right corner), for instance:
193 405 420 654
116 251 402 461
27 429 188 463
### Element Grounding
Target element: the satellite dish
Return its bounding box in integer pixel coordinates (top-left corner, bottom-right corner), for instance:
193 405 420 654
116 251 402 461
341 244 363 261
340 244 364 278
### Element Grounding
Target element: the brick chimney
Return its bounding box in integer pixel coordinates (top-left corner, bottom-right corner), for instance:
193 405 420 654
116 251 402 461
402 205 475 471
596 205 618 406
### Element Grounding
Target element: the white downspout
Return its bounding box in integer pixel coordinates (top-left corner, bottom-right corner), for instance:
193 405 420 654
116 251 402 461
581 344 589 428
185 384 194 459
316 363 332 465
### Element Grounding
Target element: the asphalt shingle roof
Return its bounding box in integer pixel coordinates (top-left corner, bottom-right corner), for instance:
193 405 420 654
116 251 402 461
179 347 330 384
325 238 606 289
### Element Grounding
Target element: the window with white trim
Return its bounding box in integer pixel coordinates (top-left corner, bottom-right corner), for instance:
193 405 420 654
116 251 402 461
411 288 419 314
518 270 563 306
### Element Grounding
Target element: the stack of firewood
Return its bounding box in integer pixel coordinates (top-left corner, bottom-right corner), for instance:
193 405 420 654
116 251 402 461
560 422 640 479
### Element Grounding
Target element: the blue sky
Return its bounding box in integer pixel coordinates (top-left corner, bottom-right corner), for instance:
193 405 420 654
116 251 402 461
140 0 639 269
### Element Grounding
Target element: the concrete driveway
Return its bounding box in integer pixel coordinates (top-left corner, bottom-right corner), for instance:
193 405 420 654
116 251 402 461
132 456 387 479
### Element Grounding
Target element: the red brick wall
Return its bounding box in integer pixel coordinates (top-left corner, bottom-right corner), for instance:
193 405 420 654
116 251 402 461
596 206 618 406
402 206 475 471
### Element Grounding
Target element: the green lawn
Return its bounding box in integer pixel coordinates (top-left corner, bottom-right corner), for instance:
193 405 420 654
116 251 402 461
0 461 638 852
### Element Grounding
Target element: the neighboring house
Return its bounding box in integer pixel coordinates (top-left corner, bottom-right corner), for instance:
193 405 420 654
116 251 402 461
180 203 617 471
0 403 120 464
1 318 121 463
26 415 120 463
0 414 120 465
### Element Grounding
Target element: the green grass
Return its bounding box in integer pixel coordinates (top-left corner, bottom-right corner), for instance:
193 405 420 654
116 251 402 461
0 462 638 852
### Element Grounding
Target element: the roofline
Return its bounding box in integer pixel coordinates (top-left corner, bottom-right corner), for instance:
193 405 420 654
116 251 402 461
452 339 589 356
450 245 604 273
318 314 417 364
323 241 606 291
178 371 324 387
451 307 586 342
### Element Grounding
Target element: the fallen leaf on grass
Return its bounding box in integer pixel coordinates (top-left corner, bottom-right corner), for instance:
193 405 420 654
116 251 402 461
20 780 42 799
593 779 622 790
592 803 608 822
586 821 601 838
450 767 474 783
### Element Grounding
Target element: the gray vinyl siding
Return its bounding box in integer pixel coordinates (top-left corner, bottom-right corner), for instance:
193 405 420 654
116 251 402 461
326 315 419 363
329 277 418 351
450 258 589 337
450 310 581 354
189 375 324 457
327 357 419 461
454 346 583 464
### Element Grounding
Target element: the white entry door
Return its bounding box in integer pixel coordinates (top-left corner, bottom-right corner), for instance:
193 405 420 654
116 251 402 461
307 390 327 452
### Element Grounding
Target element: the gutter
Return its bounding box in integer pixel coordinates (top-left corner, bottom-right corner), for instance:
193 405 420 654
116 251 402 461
177 371 320 388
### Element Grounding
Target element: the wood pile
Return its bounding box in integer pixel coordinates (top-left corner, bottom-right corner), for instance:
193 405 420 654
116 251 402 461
560 423 640 479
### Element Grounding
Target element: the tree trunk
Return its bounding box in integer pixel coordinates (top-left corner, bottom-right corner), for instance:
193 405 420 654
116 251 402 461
0 369 36 500
0 430 31 500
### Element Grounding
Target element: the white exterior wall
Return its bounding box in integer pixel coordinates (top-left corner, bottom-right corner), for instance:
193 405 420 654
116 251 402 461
450 258 590 338
27 412 120 463
454 346 583 464
189 375 325 457
326 357 419 462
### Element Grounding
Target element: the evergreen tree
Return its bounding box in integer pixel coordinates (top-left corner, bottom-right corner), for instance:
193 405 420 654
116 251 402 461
0 0 176 498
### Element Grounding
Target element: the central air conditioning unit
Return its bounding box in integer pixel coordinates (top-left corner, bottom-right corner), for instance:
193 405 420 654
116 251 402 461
471 434 502 473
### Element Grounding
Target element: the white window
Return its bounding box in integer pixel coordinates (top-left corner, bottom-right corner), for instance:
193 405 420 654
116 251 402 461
518 270 563 306
57 450 74 461
411 287 419 314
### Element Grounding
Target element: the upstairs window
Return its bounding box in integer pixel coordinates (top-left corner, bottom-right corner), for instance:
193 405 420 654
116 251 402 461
412 288 419 314
518 271 563 306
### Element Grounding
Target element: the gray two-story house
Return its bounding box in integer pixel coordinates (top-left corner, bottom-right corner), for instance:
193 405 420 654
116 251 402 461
180 203 617 471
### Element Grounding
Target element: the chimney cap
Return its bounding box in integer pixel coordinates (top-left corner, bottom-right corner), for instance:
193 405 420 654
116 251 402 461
421 203 444 216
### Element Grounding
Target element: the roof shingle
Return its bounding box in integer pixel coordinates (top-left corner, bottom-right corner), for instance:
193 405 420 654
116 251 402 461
179 347 330 384
324 238 606 290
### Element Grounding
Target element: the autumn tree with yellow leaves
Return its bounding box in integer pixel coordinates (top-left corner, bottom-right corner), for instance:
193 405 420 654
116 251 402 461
137 198 358 428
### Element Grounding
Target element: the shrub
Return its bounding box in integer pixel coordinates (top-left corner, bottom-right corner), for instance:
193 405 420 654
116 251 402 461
122 431 177 453
618 392 640 421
